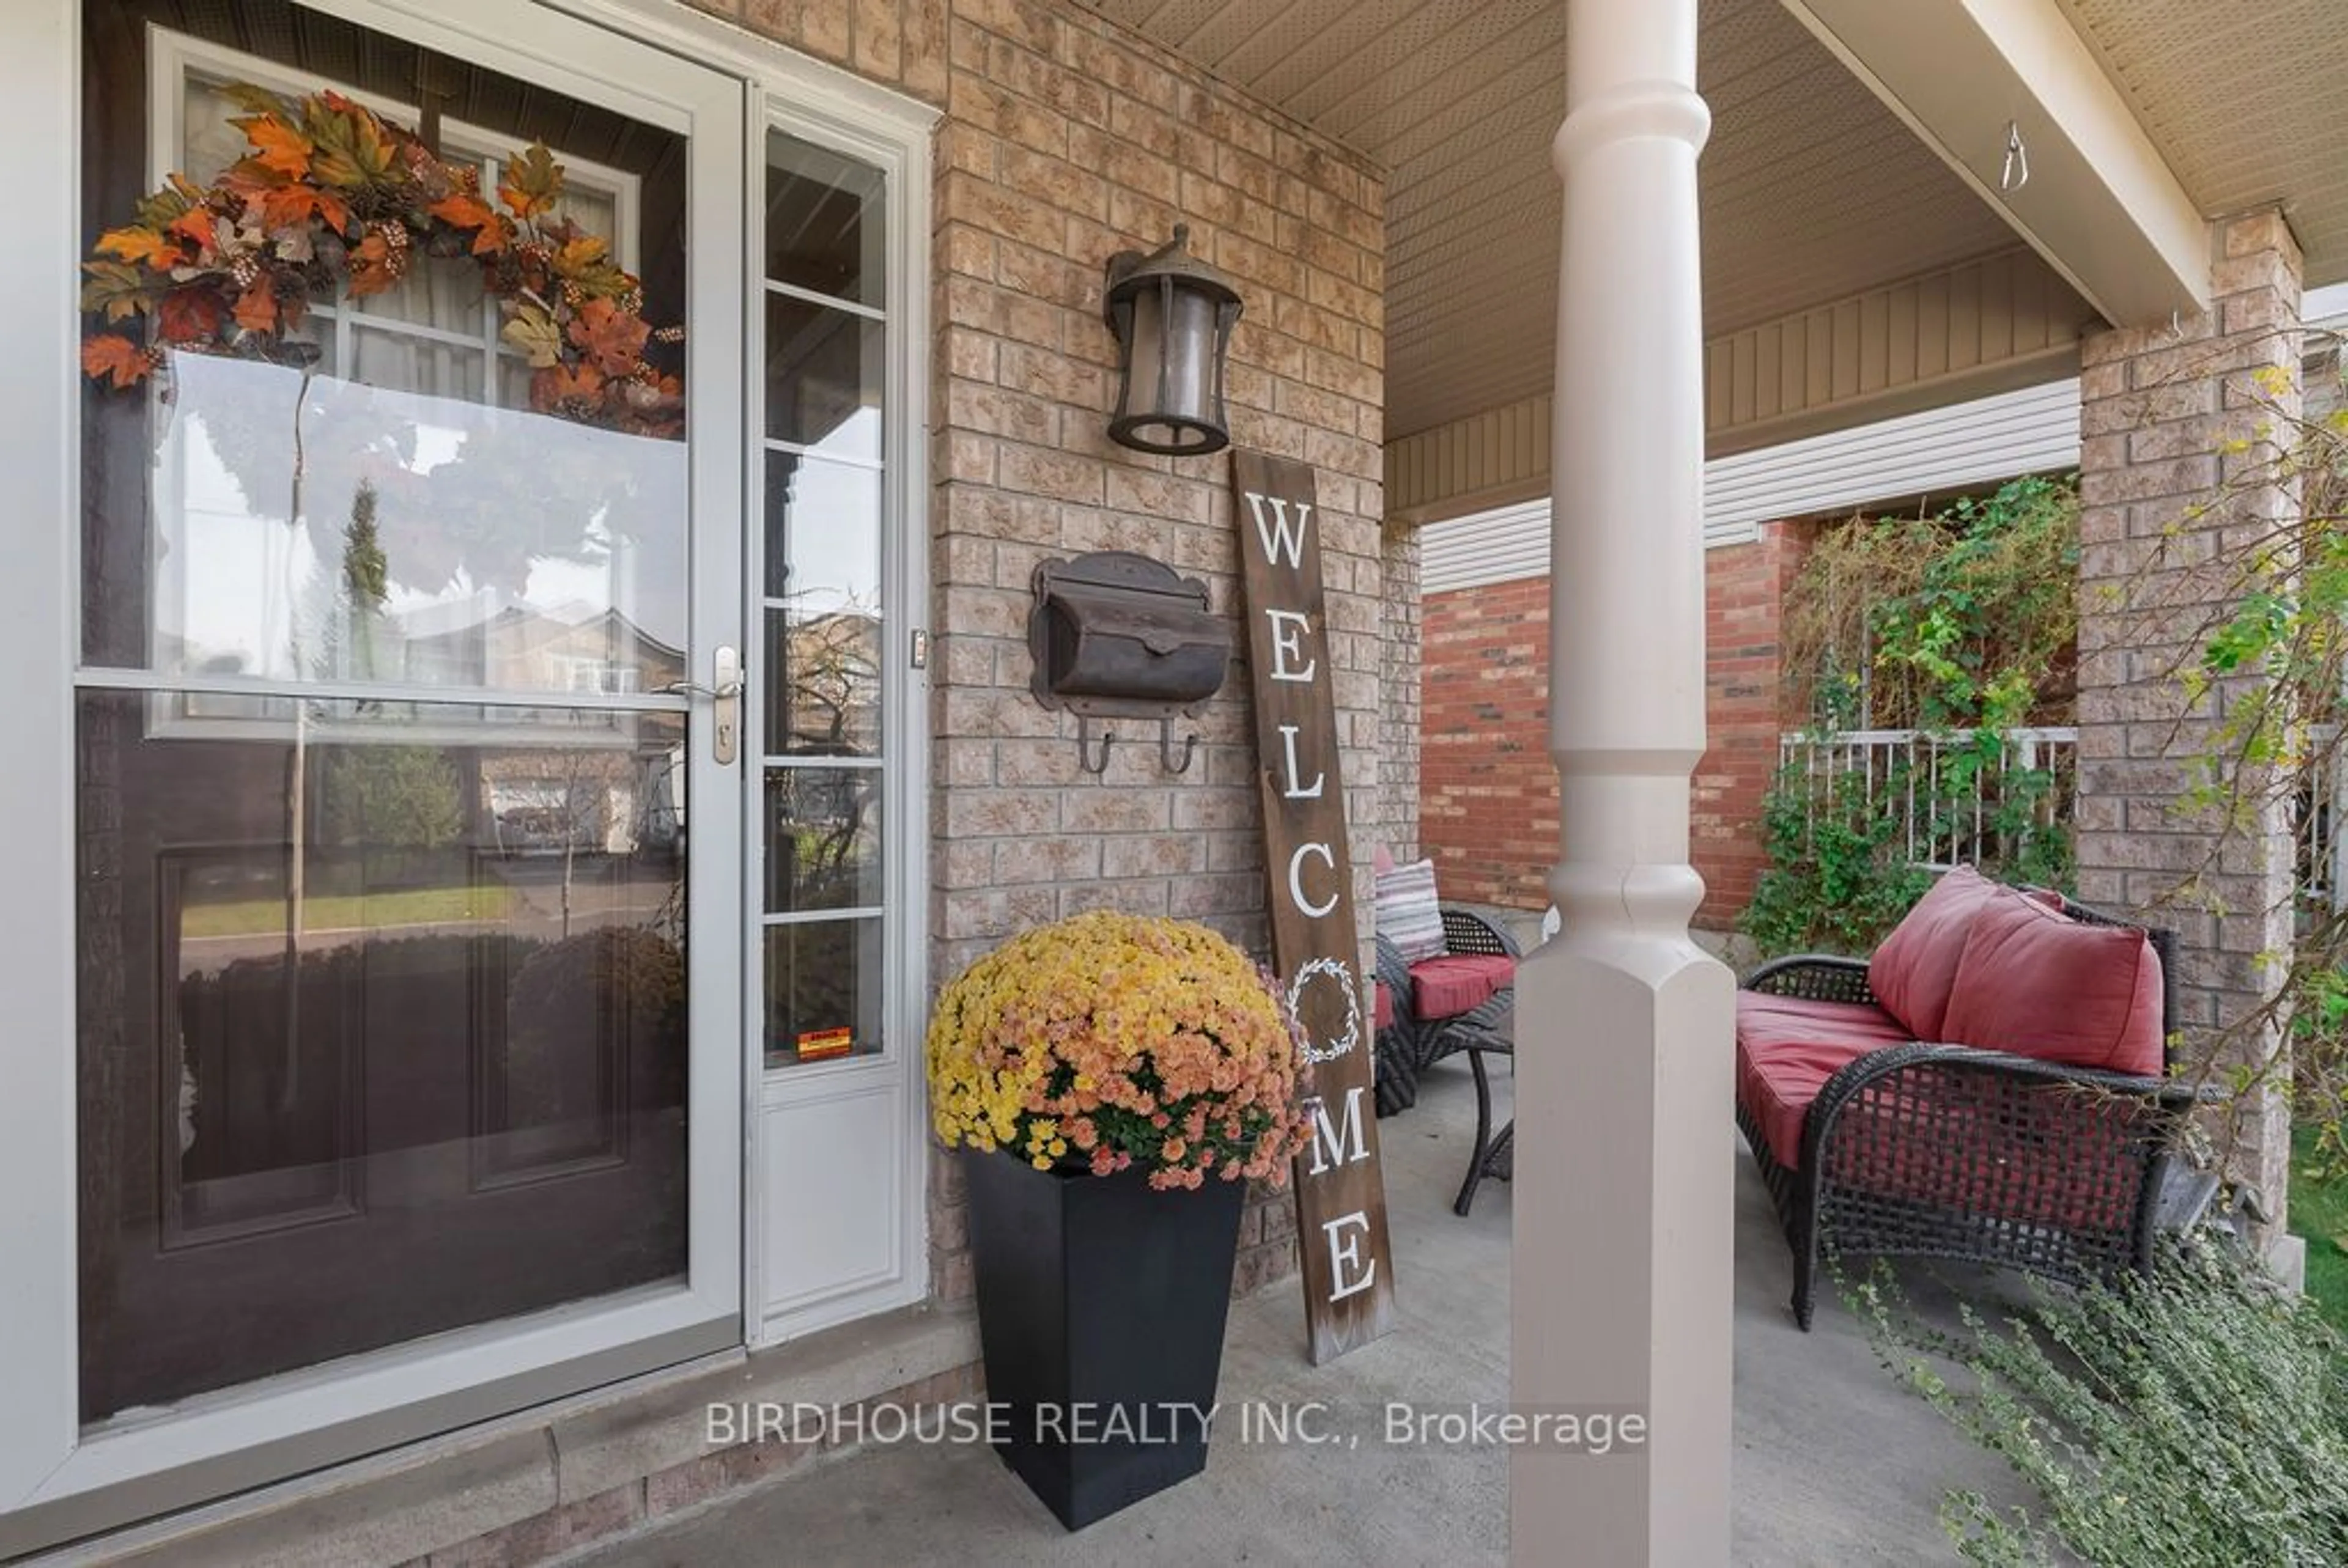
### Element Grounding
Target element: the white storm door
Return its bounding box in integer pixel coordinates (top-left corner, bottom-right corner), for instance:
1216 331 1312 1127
2 0 747 1545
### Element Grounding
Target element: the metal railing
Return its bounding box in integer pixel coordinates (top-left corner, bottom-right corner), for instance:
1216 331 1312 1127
1784 724 2348 913
1778 726 2079 872
2297 723 2343 914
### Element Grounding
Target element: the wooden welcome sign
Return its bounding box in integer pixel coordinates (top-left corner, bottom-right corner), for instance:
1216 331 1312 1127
1230 448 1397 1365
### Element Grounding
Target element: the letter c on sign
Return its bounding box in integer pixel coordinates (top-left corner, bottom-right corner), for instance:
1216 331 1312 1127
1288 841 1338 918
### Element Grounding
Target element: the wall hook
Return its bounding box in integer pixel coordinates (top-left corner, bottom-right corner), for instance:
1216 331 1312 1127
1158 717 1198 775
1999 120 2029 193
1077 714 1115 775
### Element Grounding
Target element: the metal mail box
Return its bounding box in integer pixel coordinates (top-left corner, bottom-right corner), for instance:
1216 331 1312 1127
1029 551 1231 716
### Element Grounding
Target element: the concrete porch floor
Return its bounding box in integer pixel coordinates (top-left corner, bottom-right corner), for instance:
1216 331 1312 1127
570 1054 2029 1567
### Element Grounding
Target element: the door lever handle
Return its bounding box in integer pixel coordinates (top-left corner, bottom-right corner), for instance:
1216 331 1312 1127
660 647 742 764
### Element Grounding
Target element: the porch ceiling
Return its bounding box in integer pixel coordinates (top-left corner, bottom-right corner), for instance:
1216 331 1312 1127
1079 0 2031 439
1085 0 2348 446
2059 0 2348 292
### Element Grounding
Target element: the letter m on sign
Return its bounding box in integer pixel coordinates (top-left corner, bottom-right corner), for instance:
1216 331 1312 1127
1228 447 1395 1366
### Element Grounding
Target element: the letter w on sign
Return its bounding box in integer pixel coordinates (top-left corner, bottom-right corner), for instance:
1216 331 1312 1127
1230 448 1396 1365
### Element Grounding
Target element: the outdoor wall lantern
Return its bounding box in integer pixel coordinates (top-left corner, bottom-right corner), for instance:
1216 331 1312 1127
1030 550 1231 774
1102 224 1244 457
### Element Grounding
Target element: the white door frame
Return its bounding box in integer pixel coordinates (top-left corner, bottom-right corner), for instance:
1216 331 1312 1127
742 86 936 1349
0 0 759 1547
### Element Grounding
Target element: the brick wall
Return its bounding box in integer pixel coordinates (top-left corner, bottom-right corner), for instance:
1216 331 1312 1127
1694 523 1814 926
1419 575 1553 908
2074 208 2302 1232
1419 526 1806 927
1379 521 1422 863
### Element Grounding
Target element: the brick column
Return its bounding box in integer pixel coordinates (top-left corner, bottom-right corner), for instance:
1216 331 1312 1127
2074 208 2303 1239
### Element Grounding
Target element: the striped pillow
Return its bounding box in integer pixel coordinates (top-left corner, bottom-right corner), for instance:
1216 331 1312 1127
1375 858 1447 963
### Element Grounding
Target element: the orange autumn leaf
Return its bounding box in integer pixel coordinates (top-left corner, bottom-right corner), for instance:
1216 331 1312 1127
81 334 150 389
567 295 650 375
238 115 314 179
157 287 226 344
166 208 217 253
253 180 350 236
427 193 507 255
551 234 610 278
531 361 606 411
232 275 279 334
95 224 182 271
347 230 401 297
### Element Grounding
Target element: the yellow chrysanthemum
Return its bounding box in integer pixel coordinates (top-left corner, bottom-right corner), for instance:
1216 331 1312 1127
925 911 1311 1190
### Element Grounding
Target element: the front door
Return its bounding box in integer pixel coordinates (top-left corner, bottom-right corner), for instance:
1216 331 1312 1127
71 0 746 1426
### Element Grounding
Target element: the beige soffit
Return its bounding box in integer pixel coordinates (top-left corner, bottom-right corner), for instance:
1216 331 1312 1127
2059 0 2348 291
1080 0 2037 439
1780 0 2207 327
1386 245 2091 523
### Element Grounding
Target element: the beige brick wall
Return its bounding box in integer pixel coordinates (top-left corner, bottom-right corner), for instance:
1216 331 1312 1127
2073 208 2302 1229
685 0 1387 1304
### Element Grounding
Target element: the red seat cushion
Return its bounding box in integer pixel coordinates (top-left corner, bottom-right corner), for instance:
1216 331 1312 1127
1373 981 1396 1031
1735 993 1914 1166
1940 887 2165 1076
1866 866 2000 1041
1409 954 1515 1020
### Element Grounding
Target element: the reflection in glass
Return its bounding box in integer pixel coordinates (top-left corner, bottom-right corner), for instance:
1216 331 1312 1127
124 354 687 696
765 295 883 457
765 606 881 759
75 691 691 1419
766 131 885 308
765 918 882 1067
765 769 882 913
764 451 880 604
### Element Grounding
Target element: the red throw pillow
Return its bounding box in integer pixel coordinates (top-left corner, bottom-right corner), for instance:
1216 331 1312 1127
1867 866 1999 1041
1939 888 2166 1075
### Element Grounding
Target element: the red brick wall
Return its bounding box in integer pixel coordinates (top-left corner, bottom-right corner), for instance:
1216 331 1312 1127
1693 523 1814 926
1419 521 1813 928
1419 575 1554 908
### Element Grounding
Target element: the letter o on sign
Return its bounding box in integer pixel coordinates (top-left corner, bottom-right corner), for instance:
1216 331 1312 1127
1287 955 1360 1066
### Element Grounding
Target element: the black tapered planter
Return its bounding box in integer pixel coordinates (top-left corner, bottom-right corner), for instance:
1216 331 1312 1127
961 1149 1246 1530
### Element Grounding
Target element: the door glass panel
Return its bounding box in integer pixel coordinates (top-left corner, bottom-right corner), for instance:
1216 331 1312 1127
764 768 882 913
764 454 882 757
759 135 890 1073
765 131 885 308
76 2 698 1424
764 919 883 1069
117 329 687 697
764 295 883 457
765 451 880 602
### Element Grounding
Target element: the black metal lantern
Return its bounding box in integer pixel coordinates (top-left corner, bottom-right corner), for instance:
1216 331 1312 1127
1101 224 1243 457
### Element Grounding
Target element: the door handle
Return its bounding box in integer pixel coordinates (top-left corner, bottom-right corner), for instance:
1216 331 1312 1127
711 644 741 765
659 646 743 764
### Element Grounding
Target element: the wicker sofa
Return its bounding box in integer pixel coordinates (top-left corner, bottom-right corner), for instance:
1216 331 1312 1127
1737 866 2201 1330
1372 906 1518 1118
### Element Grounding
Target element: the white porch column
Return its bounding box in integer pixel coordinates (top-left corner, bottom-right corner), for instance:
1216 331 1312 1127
1509 0 1734 1563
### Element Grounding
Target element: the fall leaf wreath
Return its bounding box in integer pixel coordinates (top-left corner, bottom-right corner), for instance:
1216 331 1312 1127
80 85 684 438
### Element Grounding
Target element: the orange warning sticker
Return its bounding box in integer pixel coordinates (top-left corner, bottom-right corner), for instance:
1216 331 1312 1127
797 1026 854 1061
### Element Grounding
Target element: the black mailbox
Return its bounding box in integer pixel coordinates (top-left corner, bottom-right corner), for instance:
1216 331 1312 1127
1029 550 1231 772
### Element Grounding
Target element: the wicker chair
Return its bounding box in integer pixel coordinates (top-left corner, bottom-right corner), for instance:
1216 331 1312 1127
1373 907 1519 1119
1738 896 2203 1330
